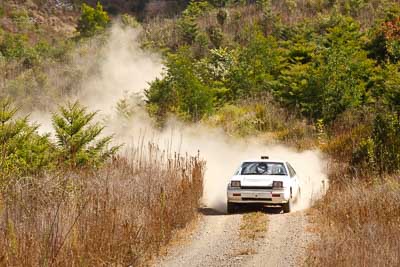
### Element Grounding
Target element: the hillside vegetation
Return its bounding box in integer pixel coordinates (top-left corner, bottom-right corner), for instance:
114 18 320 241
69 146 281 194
1 0 400 266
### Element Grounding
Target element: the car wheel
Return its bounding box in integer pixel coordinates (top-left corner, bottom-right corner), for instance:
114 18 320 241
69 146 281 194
227 202 237 214
283 198 292 213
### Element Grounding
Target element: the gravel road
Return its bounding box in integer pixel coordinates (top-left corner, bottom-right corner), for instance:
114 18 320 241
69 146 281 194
154 208 313 267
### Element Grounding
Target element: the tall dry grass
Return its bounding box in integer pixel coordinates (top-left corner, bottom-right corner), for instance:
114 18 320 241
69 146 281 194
307 172 400 266
0 143 204 266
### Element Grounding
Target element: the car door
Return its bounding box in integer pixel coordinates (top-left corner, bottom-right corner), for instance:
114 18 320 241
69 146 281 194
286 162 299 198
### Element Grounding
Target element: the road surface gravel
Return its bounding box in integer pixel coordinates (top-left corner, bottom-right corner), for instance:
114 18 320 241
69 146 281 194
154 208 314 267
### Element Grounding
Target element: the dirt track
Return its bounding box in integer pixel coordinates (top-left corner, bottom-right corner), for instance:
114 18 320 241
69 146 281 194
154 208 314 267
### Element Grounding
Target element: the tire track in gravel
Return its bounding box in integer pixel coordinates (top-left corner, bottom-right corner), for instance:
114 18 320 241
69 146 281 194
155 210 246 267
154 208 314 267
244 211 314 267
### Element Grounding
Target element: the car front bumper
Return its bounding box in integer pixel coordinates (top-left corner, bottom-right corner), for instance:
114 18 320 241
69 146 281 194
227 188 290 204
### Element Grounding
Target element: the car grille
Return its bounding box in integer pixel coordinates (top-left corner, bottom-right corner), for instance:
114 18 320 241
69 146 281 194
242 198 272 201
240 186 273 190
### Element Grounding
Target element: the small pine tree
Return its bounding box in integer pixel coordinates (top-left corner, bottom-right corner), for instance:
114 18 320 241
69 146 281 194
52 101 120 168
0 99 53 177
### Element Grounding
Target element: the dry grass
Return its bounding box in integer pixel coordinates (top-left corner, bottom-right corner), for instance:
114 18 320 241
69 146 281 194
0 143 205 266
306 175 400 266
240 212 268 241
231 247 257 256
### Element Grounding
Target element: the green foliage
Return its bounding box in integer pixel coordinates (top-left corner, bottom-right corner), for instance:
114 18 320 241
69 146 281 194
10 8 32 32
177 17 199 45
227 30 283 97
0 99 53 178
318 21 373 122
207 25 223 48
0 98 121 180
52 102 120 168
370 113 400 173
77 3 110 37
177 1 211 45
146 49 214 121
353 112 400 174
217 9 228 26
382 64 400 113
0 33 29 59
116 93 144 119
275 16 374 122
121 14 140 28
182 1 211 17
199 47 236 82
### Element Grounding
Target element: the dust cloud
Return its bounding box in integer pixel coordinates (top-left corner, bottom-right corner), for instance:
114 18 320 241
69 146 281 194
33 23 328 212
78 25 162 114
151 123 328 212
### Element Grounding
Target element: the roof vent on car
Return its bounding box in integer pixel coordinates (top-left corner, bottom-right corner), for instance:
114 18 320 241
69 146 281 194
261 156 269 159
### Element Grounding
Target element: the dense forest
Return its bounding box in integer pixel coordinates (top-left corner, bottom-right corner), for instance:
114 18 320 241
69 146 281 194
1 0 400 265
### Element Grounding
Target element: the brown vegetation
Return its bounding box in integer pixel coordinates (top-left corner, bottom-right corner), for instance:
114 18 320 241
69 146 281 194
0 143 204 266
307 174 400 266
240 212 268 240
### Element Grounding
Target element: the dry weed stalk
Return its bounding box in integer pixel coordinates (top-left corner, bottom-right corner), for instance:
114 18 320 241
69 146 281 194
307 174 400 266
0 142 204 266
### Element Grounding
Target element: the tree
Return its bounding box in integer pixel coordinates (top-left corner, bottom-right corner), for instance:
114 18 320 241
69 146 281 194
276 16 374 122
77 2 110 38
227 30 283 98
52 102 120 168
216 9 228 27
145 48 214 121
177 1 211 45
317 17 374 122
0 99 53 178
353 112 400 174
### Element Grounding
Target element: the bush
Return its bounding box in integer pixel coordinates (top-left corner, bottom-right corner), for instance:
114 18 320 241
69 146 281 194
77 3 110 37
0 99 54 179
52 101 121 168
207 25 223 48
217 9 228 26
177 1 211 45
146 48 214 121
351 112 400 174
120 14 140 28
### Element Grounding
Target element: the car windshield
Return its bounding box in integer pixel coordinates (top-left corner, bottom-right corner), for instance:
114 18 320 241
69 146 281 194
240 162 287 175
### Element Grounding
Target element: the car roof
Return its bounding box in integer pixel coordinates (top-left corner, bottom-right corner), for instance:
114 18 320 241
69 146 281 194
241 159 286 164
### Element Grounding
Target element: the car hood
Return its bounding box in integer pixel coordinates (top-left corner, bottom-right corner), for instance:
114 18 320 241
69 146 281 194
230 175 289 187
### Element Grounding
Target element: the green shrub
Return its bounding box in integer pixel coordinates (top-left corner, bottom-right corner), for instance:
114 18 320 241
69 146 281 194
352 112 400 174
177 17 199 45
121 14 140 28
207 25 223 48
177 1 211 45
10 8 32 31
227 30 282 97
52 101 121 168
146 48 214 121
77 3 110 37
217 9 228 26
0 33 29 59
0 99 54 178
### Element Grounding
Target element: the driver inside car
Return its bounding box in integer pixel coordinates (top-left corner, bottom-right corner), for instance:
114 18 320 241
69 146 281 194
256 163 268 174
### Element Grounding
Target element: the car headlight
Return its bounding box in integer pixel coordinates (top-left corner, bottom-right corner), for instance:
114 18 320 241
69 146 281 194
272 181 283 189
231 181 241 187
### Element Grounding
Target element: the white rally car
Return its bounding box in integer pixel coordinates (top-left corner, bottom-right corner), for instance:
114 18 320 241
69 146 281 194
227 156 300 214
